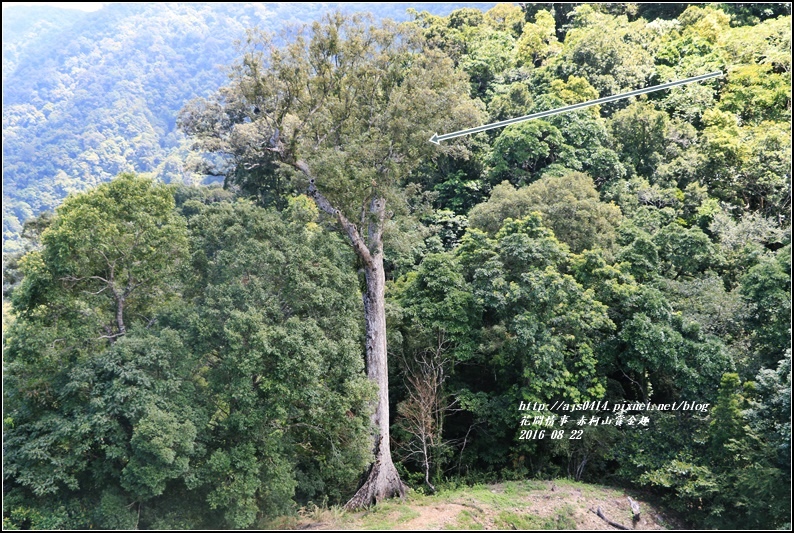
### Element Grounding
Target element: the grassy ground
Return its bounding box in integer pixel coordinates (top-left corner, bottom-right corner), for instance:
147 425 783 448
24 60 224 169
263 479 681 530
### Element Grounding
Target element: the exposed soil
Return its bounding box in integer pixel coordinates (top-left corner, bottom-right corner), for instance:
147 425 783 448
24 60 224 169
290 480 681 530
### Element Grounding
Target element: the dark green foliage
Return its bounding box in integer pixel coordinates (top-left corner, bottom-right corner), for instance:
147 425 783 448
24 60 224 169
740 245 792 368
5 327 208 529
3 182 375 529
637 371 792 529
719 3 791 25
446 216 613 474
610 101 670 179
180 198 375 526
487 120 566 185
389 253 477 486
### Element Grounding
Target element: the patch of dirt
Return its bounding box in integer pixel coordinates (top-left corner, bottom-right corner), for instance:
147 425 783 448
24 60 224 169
521 481 669 530
399 503 477 530
301 480 680 530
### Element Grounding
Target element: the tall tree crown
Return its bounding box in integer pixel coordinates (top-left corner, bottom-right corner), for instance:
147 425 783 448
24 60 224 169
180 13 484 220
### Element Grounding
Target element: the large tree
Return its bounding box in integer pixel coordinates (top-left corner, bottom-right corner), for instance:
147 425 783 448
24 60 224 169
3 174 192 529
179 13 482 508
10 173 187 345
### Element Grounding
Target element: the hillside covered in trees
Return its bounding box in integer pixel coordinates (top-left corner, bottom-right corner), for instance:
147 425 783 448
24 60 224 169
3 3 791 530
2 2 495 253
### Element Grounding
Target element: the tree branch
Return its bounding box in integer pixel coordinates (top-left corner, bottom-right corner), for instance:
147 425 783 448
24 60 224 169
61 274 112 285
98 332 126 341
298 161 374 265
591 507 630 530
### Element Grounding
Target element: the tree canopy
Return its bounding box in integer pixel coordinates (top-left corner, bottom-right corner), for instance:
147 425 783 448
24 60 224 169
3 3 791 530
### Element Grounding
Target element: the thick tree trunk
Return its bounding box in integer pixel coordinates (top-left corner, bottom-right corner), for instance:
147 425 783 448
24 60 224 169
304 177 406 509
344 205 407 510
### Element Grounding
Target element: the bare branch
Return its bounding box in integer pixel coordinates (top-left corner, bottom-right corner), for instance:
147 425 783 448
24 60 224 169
61 274 112 285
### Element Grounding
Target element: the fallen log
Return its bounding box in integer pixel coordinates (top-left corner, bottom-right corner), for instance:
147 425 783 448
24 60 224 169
628 496 641 522
590 506 630 530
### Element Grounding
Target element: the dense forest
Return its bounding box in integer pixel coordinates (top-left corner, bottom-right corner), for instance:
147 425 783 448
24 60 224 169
3 2 791 530
2 2 495 254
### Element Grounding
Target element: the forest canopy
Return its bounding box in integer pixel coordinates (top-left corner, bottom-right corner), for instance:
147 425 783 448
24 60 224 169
3 3 791 530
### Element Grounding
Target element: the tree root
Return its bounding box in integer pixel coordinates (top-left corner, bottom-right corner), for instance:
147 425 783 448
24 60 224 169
344 454 407 511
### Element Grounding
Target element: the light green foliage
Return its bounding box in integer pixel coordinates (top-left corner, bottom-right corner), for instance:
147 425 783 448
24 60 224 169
68 174 182 286
5 174 188 428
181 13 484 218
410 7 517 98
122 406 196 500
12 173 187 346
717 12 791 123
516 10 560 67
483 3 524 37
549 75 599 104
640 458 720 514
719 64 791 123
469 174 623 254
649 7 793 219
708 208 785 285
569 249 638 313
699 110 791 218
722 13 790 70
458 27 517 95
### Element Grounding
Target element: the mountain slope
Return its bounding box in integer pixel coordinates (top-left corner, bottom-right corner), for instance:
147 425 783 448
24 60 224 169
2 2 497 252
